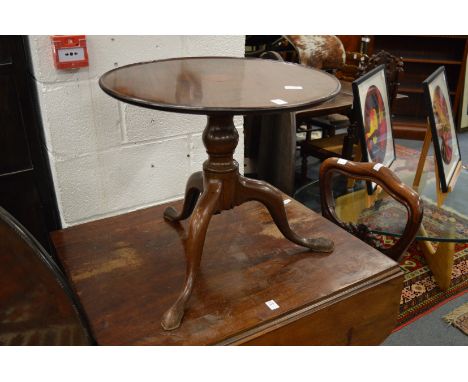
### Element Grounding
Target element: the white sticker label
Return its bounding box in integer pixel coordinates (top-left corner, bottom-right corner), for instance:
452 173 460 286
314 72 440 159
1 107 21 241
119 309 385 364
270 99 288 105
337 158 348 165
284 85 303 90
265 300 280 310
283 198 291 205
373 163 384 171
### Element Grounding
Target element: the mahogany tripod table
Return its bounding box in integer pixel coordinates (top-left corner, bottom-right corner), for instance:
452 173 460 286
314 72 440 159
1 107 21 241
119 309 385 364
99 57 341 330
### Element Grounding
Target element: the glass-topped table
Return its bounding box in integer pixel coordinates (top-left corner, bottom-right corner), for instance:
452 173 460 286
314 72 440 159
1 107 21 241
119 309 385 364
295 151 467 289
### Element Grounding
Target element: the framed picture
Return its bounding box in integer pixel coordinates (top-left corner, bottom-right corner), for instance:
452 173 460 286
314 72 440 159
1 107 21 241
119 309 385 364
459 55 468 130
352 64 396 194
423 66 462 193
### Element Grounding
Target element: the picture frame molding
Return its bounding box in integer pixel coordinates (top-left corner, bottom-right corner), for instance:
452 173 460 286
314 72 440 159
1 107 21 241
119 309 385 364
352 64 396 194
423 66 462 193
459 53 468 131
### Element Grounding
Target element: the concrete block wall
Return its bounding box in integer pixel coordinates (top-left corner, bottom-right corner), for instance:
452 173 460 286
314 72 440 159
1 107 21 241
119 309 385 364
28 35 246 227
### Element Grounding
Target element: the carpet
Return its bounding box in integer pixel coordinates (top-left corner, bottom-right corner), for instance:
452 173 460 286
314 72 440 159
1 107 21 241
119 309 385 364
358 201 468 327
382 291 468 345
395 238 467 327
443 302 468 335
368 144 468 327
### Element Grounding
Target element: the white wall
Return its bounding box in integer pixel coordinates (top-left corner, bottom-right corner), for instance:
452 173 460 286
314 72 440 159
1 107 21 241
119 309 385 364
28 35 246 227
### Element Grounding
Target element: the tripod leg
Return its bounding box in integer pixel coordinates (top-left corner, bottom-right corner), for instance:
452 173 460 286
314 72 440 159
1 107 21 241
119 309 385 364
161 179 222 330
164 171 204 222
237 176 334 252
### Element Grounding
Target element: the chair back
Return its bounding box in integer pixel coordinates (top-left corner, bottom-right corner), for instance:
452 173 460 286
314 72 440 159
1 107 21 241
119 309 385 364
335 51 369 82
319 158 423 261
362 50 404 106
259 50 284 61
0 207 93 345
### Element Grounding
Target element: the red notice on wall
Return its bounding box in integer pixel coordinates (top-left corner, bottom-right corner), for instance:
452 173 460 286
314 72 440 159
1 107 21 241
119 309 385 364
51 35 89 70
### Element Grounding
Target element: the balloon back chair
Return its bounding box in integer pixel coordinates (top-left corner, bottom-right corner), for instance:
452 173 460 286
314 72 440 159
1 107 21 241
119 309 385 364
319 158 423 261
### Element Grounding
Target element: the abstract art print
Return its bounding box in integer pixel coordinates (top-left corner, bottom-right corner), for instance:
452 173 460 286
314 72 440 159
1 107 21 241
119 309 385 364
353 65 395 194
423 67 461 192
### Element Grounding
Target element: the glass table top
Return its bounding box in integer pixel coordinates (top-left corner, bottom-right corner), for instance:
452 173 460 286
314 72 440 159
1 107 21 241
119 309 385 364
295 154 468 243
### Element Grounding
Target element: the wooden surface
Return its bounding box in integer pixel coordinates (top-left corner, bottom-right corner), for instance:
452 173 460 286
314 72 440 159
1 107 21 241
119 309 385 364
99 57 340 115
100 57 342 329
296 81 353 120
0 207 91 345
419 226 455 291
412 125 459 290
51 197 403 345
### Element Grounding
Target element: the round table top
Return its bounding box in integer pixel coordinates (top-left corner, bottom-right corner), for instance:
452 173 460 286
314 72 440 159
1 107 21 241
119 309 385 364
99 57 341 115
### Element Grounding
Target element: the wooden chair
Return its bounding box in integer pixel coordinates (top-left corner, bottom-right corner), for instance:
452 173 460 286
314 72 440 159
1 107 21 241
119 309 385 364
335 51 369 82
299 50 404 177
0 206 94 345
245 35 297 62
364 50 404 109
319 158 423 261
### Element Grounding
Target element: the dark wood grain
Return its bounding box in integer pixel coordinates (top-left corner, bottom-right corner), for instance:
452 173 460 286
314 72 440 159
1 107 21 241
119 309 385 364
160 114 333 330
51 197 403 345
99 57 340 115
100 59 341 330
295 81 353 120
0 207 92 345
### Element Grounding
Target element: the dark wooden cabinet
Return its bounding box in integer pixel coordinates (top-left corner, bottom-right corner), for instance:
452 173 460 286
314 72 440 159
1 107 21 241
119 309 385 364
0 36 60 252
369 35 468 139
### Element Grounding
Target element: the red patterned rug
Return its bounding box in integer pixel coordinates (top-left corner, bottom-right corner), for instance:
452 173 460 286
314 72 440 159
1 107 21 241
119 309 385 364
358 200 468 327
366 144 468 328
390 235 467 328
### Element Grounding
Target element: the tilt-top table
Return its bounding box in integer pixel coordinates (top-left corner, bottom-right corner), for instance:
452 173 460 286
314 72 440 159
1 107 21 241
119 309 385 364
99 57 341 330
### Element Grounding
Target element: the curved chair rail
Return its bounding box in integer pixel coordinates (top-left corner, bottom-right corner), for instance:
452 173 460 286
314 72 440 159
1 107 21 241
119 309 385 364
319 158 424 261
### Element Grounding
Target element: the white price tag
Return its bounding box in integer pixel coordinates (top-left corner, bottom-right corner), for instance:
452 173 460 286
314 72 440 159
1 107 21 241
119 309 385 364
284 85 303 90
265 300 280 310
270 99 288 105
373 163 384 171
337 158 348 165
283 198 291 205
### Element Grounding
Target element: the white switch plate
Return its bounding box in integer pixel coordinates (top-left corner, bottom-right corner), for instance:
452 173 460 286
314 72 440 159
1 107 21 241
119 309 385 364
57 47 85 62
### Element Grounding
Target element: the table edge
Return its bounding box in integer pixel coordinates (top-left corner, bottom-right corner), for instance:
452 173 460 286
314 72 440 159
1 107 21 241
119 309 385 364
98 56 342 116
217 265 403 345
